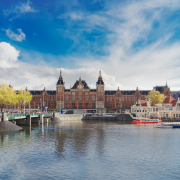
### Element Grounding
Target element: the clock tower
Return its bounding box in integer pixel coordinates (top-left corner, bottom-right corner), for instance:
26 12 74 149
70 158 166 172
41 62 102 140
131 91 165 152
96 70 105 109
56 70 65 111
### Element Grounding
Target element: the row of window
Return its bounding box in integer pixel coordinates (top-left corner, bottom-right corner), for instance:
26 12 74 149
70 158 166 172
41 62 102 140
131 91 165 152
32 95 145 102
32 96 56 101
106 96 144 102
106 103 133 108
65 103 95 109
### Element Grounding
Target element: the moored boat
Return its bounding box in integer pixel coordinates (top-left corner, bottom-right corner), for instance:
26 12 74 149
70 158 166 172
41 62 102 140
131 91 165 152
157 122 180 128
132 118 162 124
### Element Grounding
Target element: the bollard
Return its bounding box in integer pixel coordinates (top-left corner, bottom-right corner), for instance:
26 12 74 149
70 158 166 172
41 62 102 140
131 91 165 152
40 114 44 124
26 115 31 126
2 113 8 121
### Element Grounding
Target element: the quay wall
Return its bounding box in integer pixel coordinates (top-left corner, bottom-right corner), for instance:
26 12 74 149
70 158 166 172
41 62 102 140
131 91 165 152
54 113 83 121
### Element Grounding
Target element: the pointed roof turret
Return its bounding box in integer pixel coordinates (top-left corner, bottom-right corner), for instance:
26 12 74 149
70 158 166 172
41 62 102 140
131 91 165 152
57 70 65 85
166 80 168 87
96 70 104 85
79 73 82 84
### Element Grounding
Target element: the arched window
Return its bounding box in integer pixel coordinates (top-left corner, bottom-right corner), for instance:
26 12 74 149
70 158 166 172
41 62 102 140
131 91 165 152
85 92 88 101
66 96 69 101
99 95 102 101
79 92 82 101
72 92 75 101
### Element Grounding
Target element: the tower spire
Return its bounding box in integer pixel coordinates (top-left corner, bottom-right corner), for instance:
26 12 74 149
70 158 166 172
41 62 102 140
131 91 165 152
60 70 62 77
99 70 101 77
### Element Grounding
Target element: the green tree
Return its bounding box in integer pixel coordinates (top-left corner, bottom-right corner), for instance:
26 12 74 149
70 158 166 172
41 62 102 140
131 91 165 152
16 89 32 111
0 84 16 112
148 90 165 106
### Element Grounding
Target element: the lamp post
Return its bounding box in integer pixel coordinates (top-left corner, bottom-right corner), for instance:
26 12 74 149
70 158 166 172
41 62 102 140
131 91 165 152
29 92 30 114
40 98 42 112
24 88 25 114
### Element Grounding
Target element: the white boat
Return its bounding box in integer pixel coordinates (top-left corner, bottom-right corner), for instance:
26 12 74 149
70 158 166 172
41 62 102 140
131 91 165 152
157 122 180 128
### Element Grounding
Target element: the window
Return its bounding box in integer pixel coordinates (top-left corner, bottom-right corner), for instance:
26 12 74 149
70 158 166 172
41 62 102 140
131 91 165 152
51 97 53 101
72 103 75 108
107 97 109 101
92 103 95 108
110 97 112 101
85 103 88 108
72 92 75 101
99 95 102 101
92 96 95 101
79 92 82 101
66 96 69 101
66 103 69 108
85 92 88 101
79 103 82 108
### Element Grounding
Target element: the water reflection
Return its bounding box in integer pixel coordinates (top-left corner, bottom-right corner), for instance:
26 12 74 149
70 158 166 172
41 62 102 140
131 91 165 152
1 121 180 180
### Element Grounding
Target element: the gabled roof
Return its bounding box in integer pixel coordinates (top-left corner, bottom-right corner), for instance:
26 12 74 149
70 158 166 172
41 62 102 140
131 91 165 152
71 80 90 89
139 100 147 106
163 96 175 104
172 99 178 106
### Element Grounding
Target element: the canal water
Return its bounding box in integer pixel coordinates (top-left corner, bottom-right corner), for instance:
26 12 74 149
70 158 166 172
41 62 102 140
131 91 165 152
0 121 180 180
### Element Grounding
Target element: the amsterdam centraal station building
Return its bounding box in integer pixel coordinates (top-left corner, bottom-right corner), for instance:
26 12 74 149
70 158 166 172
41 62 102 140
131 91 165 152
29 70 154 113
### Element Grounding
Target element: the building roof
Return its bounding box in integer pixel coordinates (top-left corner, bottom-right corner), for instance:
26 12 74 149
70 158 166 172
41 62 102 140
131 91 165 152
29 90 56 95
153 86 165 93
105 90 149 95
71 80 90 89
139 100 147 106
96 70 104 85
163 96 175 104
57 70 65 85
90 89 96 92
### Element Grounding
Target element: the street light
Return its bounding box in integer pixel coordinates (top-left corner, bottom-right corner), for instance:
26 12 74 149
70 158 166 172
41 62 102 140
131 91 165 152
24 88 25 114
40 98 42 112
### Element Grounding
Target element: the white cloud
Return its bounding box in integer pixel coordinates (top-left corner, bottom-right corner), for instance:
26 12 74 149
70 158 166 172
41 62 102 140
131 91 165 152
17 1 37 13
2 0 180 91
3 0 37 18
5 29 26 42
55 0 180 90
0 42 20 68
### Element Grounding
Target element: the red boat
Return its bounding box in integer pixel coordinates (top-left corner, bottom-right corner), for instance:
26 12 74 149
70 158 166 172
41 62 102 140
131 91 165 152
132 118 162 124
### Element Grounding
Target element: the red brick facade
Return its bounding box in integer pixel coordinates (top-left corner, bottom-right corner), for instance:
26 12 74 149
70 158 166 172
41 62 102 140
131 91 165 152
29 71 149 112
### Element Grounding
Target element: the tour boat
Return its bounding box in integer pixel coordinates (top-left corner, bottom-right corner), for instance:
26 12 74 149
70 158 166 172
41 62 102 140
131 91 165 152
157 122 180 128
132 118 162 124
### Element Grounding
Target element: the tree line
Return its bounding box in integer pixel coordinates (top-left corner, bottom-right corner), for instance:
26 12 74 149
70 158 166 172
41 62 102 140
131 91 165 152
0 84 32 112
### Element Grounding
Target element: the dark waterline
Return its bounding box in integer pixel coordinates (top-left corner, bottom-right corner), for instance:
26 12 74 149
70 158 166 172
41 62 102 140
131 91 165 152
0 121 180 180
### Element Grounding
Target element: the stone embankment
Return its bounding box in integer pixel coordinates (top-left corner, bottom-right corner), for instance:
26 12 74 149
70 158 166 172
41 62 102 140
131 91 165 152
54 113 83 121
0 121 22 131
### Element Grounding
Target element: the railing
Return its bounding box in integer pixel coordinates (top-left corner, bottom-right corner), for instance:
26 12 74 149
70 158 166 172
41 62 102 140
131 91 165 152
7 112 52 120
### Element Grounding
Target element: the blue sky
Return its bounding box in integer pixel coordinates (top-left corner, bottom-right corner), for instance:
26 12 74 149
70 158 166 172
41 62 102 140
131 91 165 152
1 0 180 90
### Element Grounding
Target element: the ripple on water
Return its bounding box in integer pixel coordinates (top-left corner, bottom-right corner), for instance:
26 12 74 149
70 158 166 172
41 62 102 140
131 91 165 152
0 122 180 180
